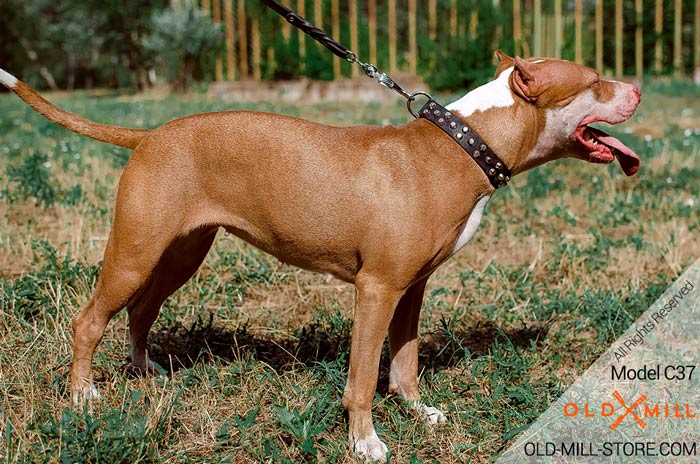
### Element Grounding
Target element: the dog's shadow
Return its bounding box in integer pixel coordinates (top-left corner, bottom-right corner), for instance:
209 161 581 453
146 314 546 389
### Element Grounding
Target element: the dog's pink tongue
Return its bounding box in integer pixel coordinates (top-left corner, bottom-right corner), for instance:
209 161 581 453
588 127 640 176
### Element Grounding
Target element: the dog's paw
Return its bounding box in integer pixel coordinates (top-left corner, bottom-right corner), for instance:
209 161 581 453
71 383 100 405
413 402 447 425
352 431 389 462
125 357 167 377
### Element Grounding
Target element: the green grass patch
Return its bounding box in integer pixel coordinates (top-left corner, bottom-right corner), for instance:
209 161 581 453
0 83 698 462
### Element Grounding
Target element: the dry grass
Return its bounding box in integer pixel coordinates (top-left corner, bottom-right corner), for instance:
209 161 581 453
1 82 698 463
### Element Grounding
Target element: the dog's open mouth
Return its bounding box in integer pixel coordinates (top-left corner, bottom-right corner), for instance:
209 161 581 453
575 124 640 176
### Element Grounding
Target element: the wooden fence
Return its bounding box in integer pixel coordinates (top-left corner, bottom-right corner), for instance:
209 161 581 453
200 0 700 81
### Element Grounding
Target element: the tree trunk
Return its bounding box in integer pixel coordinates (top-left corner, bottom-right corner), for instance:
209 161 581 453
19 37 58 90
67 55 76 90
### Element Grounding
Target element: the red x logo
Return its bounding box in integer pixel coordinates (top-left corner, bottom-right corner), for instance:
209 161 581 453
609 390 647 430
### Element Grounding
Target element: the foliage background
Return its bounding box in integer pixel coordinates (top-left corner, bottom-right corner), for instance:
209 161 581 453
1 0 699 92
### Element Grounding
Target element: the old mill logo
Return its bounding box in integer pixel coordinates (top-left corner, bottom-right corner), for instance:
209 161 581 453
563 390 697 430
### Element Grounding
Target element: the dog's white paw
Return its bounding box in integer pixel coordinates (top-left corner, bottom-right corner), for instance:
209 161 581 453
72 383 100 405
352 431 389 462
413 402 447 425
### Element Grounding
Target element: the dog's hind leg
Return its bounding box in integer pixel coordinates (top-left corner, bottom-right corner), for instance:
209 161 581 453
70 226 216 402
69 171 213 403
70 231 163 403
126 227 217 372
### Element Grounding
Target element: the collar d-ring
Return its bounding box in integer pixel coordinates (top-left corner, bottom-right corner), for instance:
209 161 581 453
407 91 434 119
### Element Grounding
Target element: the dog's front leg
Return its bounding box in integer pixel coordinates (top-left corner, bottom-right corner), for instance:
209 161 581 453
388 279 447 425
343 276 404 462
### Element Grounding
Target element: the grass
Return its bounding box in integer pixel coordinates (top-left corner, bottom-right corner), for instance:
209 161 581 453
0 81 698 463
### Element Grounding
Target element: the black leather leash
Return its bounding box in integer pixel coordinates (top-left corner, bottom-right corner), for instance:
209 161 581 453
259 0 510 189
259 0 352 61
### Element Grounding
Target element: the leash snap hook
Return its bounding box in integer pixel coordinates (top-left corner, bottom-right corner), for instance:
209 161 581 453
361 63 378 78
376 73 395 89
349 55 378 79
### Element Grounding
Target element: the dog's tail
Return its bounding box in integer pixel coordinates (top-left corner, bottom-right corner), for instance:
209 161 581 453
0 68 149 149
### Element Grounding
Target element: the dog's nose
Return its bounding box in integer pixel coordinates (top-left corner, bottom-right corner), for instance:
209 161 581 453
631 85 641 99
623 83 641 106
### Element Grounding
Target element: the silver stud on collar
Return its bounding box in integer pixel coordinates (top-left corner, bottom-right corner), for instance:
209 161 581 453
417 99 510 189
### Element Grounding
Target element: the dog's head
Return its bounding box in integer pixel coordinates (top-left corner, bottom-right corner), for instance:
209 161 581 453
494 50 641 176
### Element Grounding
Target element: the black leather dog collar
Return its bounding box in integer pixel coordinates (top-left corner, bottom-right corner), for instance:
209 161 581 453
417 99 511 189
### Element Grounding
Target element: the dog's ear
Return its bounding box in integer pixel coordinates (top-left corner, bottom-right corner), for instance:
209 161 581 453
510 56 540 103
494 50 514 77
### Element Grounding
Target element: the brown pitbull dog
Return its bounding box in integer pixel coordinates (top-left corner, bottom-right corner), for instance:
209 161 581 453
0 51 640 461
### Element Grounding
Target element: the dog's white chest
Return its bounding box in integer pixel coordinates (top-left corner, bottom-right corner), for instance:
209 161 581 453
450 195 491 256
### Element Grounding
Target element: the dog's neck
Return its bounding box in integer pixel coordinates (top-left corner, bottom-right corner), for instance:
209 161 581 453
446 68 516 119
445 67 546 178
